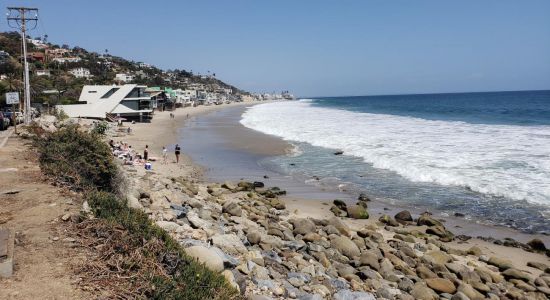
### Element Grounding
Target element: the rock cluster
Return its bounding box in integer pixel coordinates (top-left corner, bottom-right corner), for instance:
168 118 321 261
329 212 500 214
123 170 550 300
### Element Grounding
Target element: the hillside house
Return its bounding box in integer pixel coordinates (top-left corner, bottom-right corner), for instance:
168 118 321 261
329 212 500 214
69 67 92 79
35 69 51 76
115 73 134 83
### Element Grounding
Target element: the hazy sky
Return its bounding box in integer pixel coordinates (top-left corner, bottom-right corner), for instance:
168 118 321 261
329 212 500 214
4 1 550 96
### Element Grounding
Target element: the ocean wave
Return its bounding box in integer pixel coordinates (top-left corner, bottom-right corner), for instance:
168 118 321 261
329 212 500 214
241 101 550 206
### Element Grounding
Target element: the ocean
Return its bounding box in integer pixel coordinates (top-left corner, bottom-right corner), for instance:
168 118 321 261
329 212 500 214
240 90 550 234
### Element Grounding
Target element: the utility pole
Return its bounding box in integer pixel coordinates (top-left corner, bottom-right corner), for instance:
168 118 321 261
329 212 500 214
7 7 38 124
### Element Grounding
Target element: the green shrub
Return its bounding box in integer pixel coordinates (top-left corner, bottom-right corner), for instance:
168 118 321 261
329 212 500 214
86 191 239 300
34 126 239 299
91 121 108 135
34 124 120 193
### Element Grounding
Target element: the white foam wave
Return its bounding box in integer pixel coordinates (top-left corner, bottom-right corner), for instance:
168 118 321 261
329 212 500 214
241 101 550 206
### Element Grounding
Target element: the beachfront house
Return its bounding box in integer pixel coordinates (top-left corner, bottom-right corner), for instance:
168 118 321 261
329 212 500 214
69 67 92 79
145 87 175 111
57 84 154 122
174 89 197 107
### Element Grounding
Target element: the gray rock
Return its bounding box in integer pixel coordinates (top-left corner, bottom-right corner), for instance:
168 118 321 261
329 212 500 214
410 283 438 300
222 201 242 217
299 294 323 300
450 292 470 300
210 246 240 268
291 218 317 235
333 289 376 300
347 205 369 219
253 278 275 289
211 234 247 255
395 210 413 223
288 277 305 287
329 278 350 290
425 278 456 294
331 235 361 259
487 256 513 270
247 231 262 244
288 272 311 283
328 217 352 237
502 268 533 282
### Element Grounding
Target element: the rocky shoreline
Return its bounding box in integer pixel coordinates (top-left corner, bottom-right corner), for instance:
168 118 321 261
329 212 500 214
120 162 550 299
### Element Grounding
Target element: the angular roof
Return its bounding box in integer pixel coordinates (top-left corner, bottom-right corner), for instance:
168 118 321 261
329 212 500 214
57 84 150 119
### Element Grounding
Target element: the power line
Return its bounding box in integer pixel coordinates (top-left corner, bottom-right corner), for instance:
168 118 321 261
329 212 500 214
7 7 39 124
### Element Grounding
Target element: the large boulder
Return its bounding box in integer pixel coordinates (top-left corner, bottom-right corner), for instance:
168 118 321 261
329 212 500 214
184 246 224 272
327 217 352 237
379 214 399 227
222 201 242 217
291 218 317 236
487 256 514 270
502 268 533 282
247 231 262 245
333 199 347 211
330 236 360 259
425 278 456 294
394 210 413 223
426 226 454 242
155 221 180 232
527 239 547 252
211 234 247 255
410 283 438 300
423 250 453 265
347 205 369 219
417 213 443 227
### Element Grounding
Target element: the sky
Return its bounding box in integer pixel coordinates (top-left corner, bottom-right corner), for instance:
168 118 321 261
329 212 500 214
2 1 550 97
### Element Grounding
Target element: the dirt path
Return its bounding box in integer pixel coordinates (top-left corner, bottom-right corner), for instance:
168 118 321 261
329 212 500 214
0 135 89 299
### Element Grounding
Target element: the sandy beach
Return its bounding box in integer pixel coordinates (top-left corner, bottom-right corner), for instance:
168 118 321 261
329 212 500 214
114 101 550 299
126 103 549 252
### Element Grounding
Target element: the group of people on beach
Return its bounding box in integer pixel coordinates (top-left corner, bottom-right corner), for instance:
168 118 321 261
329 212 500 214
109 139 182 167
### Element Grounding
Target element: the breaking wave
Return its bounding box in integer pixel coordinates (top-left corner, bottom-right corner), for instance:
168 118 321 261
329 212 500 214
241 101 550 206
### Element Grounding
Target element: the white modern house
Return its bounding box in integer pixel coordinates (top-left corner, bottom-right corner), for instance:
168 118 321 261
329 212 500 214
115 73 134 83
174 89 197 106
57 84 154 121
69 67 92 79
35 69 51 76
52 57 81 63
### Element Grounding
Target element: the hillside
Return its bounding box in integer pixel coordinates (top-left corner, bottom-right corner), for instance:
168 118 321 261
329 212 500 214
0 31 246 107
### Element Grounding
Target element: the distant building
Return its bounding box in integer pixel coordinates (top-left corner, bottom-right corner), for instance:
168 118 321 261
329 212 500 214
138 62 152 69
0 51 10 63
46 48 71 58
35 69 51 77
115 73 134 83
52 57 81 63
69 67 92 78
28 38 48 49
27 52 46 62
57 84 154 120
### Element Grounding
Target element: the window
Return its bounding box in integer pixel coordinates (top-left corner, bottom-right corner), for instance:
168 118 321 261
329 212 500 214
101 88 120 99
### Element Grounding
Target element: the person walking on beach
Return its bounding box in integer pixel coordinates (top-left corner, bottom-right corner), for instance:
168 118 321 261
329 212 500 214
162 146 168 164
144 145 149 161
175 144 181 163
